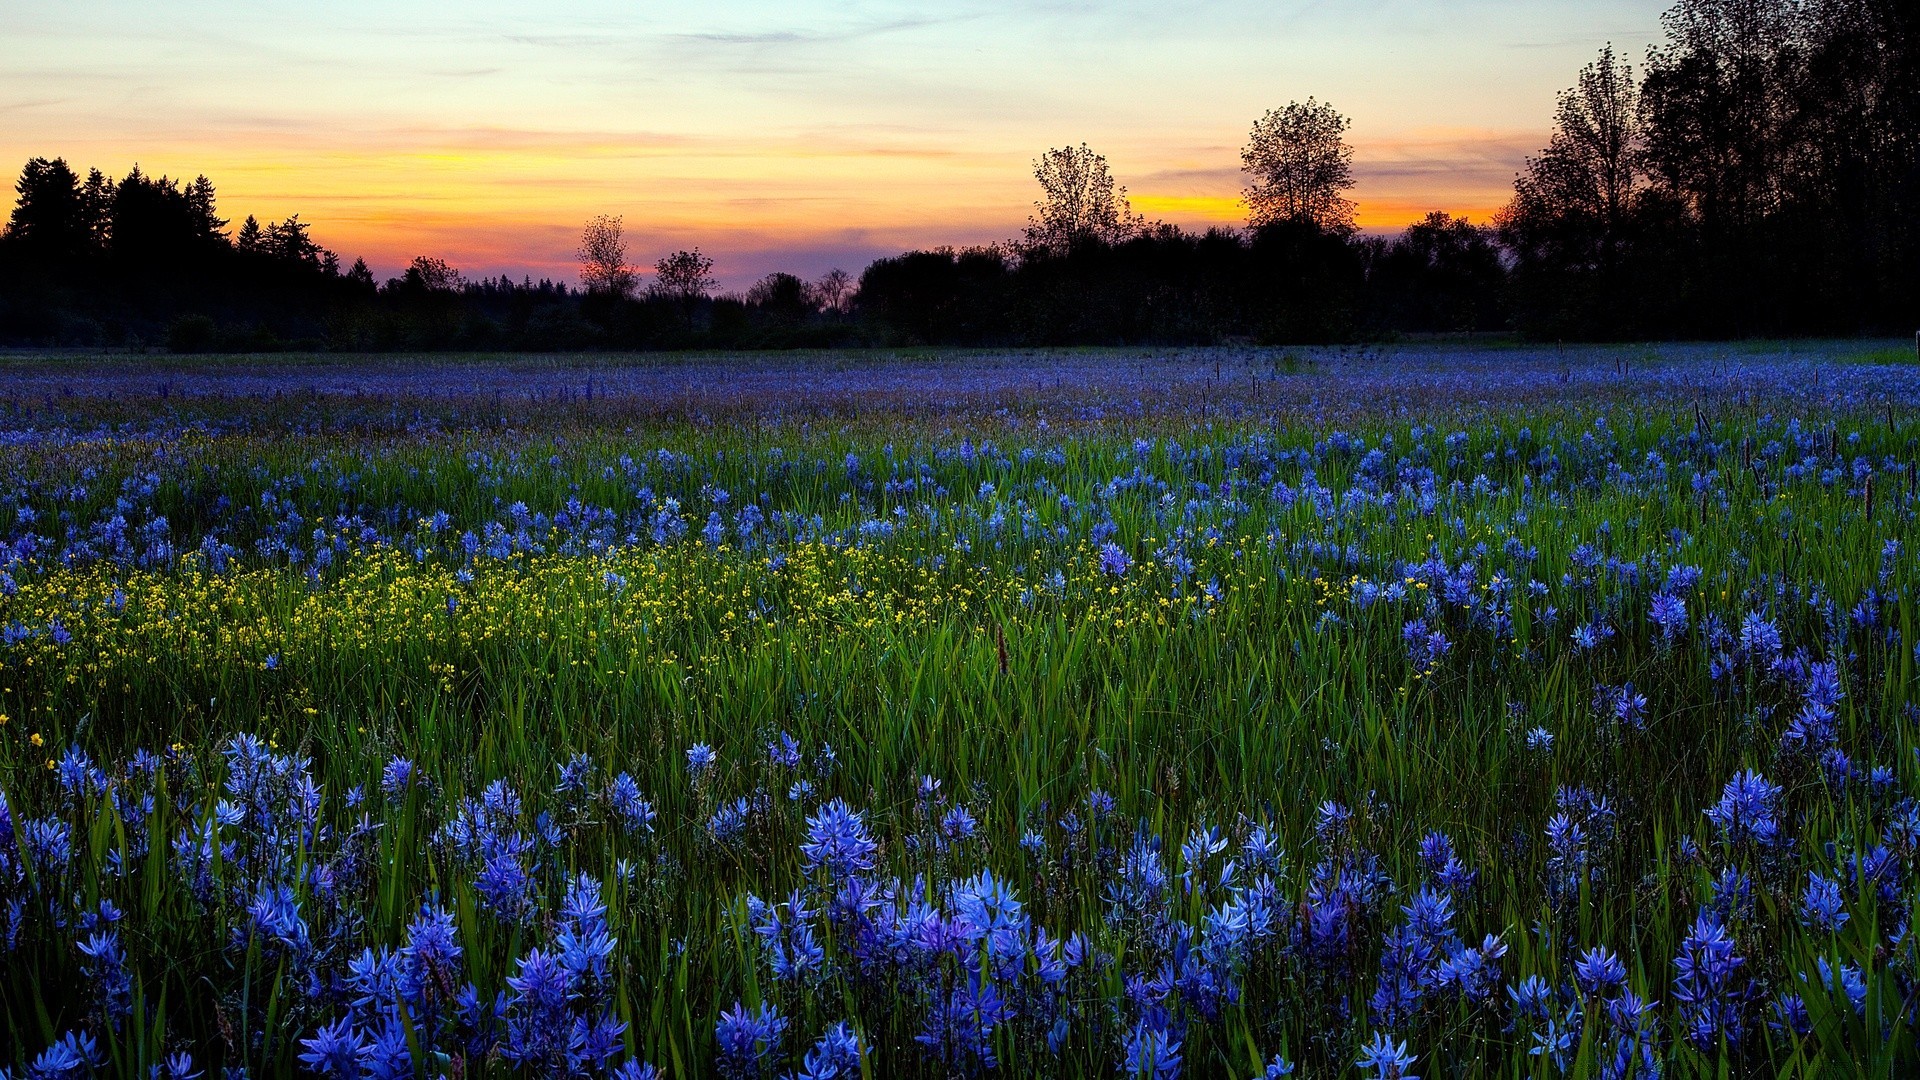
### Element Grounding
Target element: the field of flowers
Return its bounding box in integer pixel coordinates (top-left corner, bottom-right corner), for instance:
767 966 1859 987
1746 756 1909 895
2 342 1918 1078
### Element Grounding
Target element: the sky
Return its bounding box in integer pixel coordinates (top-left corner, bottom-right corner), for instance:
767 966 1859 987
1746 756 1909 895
0 0 1672 289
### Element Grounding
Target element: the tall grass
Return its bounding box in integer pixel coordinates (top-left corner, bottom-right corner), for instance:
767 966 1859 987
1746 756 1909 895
0 349 1917 1076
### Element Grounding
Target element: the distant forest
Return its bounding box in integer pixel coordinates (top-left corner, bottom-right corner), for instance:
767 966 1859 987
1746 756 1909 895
2 0 1914 350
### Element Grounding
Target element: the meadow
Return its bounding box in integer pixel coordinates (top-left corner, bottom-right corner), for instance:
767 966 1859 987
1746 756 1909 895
1 342 1917 1078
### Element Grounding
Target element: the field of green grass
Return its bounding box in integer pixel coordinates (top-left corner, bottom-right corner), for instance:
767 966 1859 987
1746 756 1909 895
1 343 1918 1078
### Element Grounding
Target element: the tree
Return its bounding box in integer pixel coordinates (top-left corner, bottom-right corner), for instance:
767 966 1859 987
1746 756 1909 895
813 268 854 314
402 255 465 293
185 175 227 247
746 272 810 313
235 215 265 255
264 215 326 270
577 214 634 297
652 248 715 302
109 167 203 269
1499 45 1643 272
1365 212 1508 332
79 168 116 252
1241 99 1357 234
1638 0 1799 234
1023 144 1145 253
4 157 88 259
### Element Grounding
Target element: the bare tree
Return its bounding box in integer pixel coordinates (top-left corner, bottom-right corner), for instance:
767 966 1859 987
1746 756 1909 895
1241 98 1357 233
813 268 854 314
578 214 634 297
1023 144 1145 253
651 248 715 302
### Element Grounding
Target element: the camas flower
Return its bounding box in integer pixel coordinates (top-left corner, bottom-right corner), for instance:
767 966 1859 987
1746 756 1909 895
1649 592 1688 638
1704 769 1783 850
800 799 877 878
715 1000 787 1079
1801 872 1848 932
1356 1033 1419 1080
1120 1021 1183 1079
1673 912 1749 1051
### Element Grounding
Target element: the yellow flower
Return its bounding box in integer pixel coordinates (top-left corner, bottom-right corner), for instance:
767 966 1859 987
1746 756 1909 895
29 732 44 748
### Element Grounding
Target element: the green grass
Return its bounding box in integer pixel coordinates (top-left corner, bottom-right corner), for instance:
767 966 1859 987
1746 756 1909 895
0 349 1916 1076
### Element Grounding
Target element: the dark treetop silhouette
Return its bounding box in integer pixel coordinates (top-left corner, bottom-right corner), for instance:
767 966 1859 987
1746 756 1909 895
2 0 1913 351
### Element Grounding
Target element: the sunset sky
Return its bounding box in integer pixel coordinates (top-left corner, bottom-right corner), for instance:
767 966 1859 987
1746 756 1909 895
2 0 1671 289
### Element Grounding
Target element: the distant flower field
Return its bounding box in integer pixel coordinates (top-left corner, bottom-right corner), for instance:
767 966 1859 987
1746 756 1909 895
1 344 1918 1077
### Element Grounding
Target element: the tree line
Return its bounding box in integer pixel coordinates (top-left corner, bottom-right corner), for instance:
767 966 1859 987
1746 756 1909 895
2 0 1912 351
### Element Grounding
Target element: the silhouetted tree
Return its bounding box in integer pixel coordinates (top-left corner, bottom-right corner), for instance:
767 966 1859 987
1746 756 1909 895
235 215 265 255
80 168 116 252
1241 99 1356 234
4 157 89 261
265 215 326 270
652 249 714 303
1640 0 1796 238
578 214 634 297
1499 47 1644 273
399 256 464 293
1366 212 1508 333
185 175 227 247
1023 144 1145 253
110 167 207 271
814 268 854 314
746 272 810 313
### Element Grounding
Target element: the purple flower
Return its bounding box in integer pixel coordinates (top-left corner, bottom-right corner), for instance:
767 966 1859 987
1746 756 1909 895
1356 1032 1418 1080
1120 1021 1183 1079
1673 912 1749 1051
1704 769 1782 850
298 1016 360 1079
715 1000 787 1079
1573 944 1626 998
800 799 877 878
1800 872 1848 932
1649 592 1688 638
794 1022 861 1080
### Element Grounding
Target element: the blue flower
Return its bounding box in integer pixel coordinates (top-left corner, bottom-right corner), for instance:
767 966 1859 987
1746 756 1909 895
1673 912 1749 1051
1738 612 1782 664
379 757 414 801
1801 872 1848 932
501 949 574 1070
800 799 877 878
1356 1032 1419 1080
1098 542 1132 577
75 930 132 1024
606 773 655 834
1121 1021 1183 1079
1573 944 1626 998
1649 592 1688 638
30 1031 102 1080
1704 769 1782 850
555 752 594 796
715 1000 787 1079
794 1021 861 1080
686 743 718 775
297 1016 360 1079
